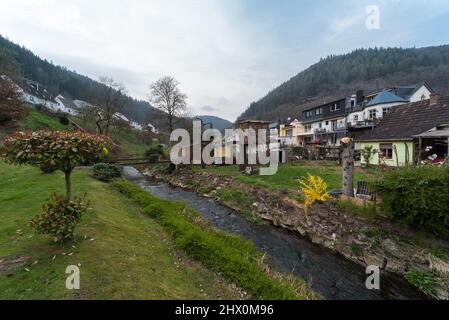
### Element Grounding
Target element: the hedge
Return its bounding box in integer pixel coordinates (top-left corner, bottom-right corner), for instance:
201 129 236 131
111 179 310 300
372 165 449 234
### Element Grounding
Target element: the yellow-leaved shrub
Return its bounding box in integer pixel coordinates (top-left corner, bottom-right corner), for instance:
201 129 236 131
299 174 331 209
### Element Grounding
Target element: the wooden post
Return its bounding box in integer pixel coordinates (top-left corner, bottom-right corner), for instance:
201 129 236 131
341 137 354 197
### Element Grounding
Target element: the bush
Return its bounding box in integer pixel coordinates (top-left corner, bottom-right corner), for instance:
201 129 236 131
59 116 69 125
145 145 164 163
372 166 449 233
92 163 123 182
111 179 309 300
29 193 89 242
404 267 435 295
39 161 57 174
299 174 330 208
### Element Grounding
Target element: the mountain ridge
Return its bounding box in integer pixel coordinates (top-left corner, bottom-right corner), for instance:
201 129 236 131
238 45 449 121
0 34 160 127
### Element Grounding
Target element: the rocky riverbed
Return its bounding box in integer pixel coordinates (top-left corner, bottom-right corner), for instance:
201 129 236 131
143 166 449 300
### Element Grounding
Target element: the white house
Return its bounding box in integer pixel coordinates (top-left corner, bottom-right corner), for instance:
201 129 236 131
20 79 59 110
55 95 79 115
148 123 159 134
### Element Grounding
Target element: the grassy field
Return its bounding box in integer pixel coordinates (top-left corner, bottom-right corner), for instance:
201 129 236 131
0 162 241 299
10 105 150 157
193 161 371 191
19 108 70 132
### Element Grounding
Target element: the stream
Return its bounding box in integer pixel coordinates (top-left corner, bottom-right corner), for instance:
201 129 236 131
123 166 426 300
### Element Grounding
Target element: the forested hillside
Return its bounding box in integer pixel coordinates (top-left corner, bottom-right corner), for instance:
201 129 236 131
196 115 233 132
0 35 159 125
239 45 449 121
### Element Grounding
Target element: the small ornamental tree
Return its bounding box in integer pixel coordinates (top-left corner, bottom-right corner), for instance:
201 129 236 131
1 130 111 242
1 130 111 201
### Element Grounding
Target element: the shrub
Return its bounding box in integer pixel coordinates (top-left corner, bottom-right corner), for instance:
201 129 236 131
29 193 89 243
111 179 310 300
93 163 123 182
1 130 111 201
59 116 70 125
372 165 449 233
361 145 376 167
145 145 164 163
299 174 330 208
404 267 435 295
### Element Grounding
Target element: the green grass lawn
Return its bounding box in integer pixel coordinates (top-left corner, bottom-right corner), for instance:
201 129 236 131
194 161 370 191
19 108 70 131
0 162 240 299
111 129 149 157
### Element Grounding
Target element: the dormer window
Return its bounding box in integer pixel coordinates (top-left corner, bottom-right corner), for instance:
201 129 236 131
331 104 340 112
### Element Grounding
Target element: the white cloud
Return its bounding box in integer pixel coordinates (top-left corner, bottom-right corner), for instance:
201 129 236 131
0 0 448 121
0 0 279 121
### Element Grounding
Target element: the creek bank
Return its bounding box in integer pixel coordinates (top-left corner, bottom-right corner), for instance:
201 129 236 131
143 166 449 300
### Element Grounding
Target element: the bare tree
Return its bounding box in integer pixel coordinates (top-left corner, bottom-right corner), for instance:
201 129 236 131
149 76 187 132
94 77 127 135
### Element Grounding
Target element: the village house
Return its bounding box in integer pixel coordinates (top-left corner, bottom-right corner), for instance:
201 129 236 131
55 95 79 115
276 83 434 150
300 97 349 147
358 93 449 166
20 79 59 110
347 83 434 137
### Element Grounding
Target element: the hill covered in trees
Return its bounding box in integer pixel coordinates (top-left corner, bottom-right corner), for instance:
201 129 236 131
239 45 449 121
0 35 159 126
196 115 233 133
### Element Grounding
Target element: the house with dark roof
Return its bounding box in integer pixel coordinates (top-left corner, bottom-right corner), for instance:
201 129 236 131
20 79 59 110
358 94 449 166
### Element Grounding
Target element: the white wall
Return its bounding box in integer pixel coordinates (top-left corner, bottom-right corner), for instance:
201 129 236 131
409 86 432 103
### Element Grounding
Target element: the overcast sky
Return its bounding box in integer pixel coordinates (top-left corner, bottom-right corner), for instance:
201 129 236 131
1 0 449 121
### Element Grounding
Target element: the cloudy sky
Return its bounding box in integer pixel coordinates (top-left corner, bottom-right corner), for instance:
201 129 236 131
1 0 449 121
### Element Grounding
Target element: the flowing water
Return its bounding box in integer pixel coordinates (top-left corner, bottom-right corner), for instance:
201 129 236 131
123 166 426 300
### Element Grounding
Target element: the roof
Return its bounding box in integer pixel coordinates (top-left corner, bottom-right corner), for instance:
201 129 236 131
392 82 434 99
237 120 270 125
21 79 56 102
358 96 449 142
366 89 406 107
413 128 449 138
56 95 78 110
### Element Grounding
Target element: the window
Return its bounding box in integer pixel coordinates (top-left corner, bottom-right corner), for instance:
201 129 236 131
368 109 377 120
382 107 391 116
319 122 322 129
325 121 329 126
331 103 340 112
306 111 313 118
316 108 323 115
354 115 359 121
379 143 393 160
305 125 312 132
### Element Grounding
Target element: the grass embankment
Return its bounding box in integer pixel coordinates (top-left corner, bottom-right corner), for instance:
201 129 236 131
194 161 370 191
112 179 318 300
19 108 70 132
9 105 150 158
0 162 242 299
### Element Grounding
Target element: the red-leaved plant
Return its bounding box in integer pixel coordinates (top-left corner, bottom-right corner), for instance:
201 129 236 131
1 130 111 242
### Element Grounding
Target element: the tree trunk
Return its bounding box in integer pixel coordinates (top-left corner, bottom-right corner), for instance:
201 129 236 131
342 139 355 197
65 170 72 202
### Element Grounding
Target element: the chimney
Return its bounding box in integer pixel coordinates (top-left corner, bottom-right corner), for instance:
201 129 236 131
356 90 364 103
430 93 442 106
